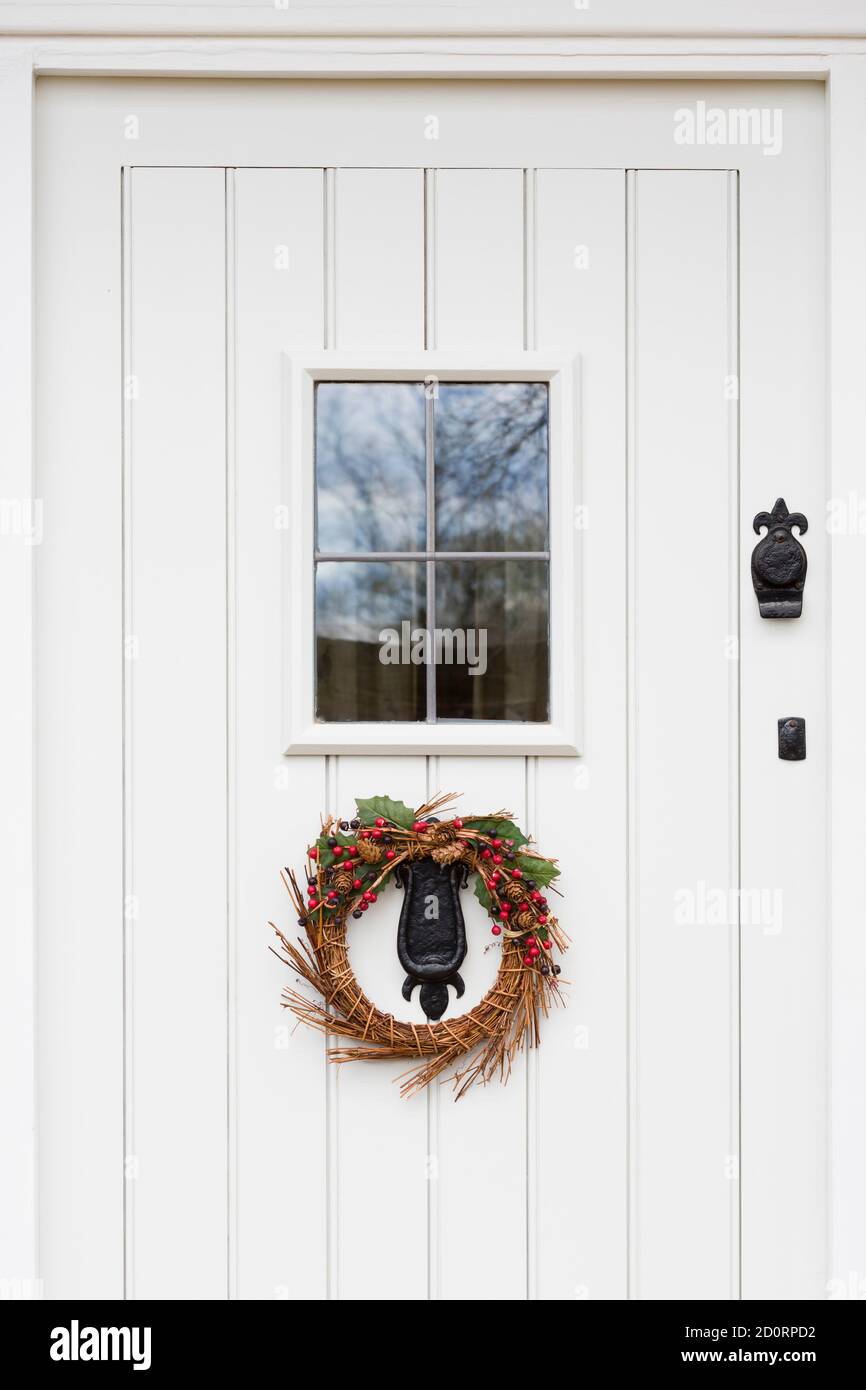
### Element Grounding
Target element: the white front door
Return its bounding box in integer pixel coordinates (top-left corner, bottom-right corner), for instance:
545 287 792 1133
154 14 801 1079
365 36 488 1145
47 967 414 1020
35 76 826 1299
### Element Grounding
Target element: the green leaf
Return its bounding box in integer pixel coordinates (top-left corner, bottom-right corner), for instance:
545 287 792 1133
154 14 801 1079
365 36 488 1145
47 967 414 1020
314 831 354 869
461 817 529 848
355 795 416 829
473 874 493 913
517 855 560 887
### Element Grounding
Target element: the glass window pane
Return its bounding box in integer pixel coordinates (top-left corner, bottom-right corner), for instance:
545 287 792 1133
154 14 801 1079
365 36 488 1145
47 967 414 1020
315 383 426 554
434 559 549 721
434 383 549 551
316 560 426 722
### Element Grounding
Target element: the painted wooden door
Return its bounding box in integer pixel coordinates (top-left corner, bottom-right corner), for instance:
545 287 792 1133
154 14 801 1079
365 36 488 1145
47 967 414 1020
35 77 826 1300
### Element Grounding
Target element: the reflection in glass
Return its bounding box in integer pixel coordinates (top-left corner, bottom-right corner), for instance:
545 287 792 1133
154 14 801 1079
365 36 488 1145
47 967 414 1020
435 383 549 551
434 559 549 721
316 383 426 554
316 561 426 722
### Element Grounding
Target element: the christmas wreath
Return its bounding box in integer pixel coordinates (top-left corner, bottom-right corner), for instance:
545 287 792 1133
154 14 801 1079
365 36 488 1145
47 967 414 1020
271 793 567 1098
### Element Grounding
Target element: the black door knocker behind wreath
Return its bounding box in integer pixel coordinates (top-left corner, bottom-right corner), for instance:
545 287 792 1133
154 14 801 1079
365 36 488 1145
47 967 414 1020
396 822 469 1021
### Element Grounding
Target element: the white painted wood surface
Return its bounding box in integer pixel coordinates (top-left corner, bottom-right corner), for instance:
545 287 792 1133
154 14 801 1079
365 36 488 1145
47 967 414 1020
232 168 328 1300
0 47 38 1296
32 76 829 1301
34 68 124 1298
738 101 827 1298
124 168 229 1298
828 55 866 1302
4 1 866 40
533 169 627 1301
629 170 739 1298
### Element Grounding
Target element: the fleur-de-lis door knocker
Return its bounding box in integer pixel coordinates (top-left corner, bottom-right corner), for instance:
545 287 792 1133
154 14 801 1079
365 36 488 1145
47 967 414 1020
751 498 808 618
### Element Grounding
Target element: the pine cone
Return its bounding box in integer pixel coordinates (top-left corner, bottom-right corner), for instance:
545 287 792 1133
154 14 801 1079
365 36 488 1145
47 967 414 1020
504 881 528 904
515 908 535 931
427 823 457 845
333 871 354 893
355 838 383 865
430 841 468 865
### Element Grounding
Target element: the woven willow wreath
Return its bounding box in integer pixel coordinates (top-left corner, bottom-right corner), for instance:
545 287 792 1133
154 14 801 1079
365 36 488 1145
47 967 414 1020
271 793 567 1098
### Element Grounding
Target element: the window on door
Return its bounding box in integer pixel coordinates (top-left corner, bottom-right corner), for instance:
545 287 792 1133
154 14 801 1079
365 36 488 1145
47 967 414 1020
314 380 551 723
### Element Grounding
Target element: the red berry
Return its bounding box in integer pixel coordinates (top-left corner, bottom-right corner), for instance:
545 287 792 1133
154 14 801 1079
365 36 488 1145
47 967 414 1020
309 847 318 860
491 925 502 936
372 828 383 840
349 846 359 857
453 818 463 830
527 936 536 947
481 848 492 859
385 849 396 860
530 947 540 959
493 854 503 864
327 890 337 900
512 868 522 879
309 900 319 910
523 954 533 966
360 901 369 911
363 891 373 901
531 890 542 903
353 879 362 890
359 829 369 838
492 838 502 848
375 817 385 827
499 905 511 917
369 892 377 903
538 914 548 925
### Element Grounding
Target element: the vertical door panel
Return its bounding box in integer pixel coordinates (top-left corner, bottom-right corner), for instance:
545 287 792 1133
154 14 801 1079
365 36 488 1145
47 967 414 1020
533 169 628 1300
332 168 429 1301
630 171 739 1298
433 757 528 1300
35 112 123 1299
434 168 528 1301
332 755 430 1300
434 169 524 352
126 168 228 1298
233 168 328 1300
336 168 424 350
739 127 827 1297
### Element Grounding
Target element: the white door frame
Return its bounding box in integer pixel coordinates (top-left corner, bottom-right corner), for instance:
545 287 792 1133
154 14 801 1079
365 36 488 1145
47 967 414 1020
3 7 865 1298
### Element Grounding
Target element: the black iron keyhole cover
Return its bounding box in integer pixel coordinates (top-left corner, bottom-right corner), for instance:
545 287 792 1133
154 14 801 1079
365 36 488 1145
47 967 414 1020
751 498 808 618
396 857 468 1022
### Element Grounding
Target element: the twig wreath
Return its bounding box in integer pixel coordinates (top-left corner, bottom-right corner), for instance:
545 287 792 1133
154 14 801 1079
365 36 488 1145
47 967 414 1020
271 793 567 1098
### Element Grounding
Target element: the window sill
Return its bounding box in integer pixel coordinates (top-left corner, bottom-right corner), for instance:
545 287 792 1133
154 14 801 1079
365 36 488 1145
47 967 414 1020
283 722 580 757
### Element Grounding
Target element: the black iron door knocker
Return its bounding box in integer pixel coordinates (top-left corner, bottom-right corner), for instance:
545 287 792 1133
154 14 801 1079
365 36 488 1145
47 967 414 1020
396 853 469 1022
751 498 808 618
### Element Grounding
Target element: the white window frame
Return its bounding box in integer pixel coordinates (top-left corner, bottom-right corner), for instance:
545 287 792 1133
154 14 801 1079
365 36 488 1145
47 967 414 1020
283 349 580 755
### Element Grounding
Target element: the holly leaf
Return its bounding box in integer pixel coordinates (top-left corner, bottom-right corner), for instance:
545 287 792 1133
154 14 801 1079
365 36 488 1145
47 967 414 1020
461 817 529 848
473 874 493 913
314 832 354 869
355 795 416 830
517 855 560 887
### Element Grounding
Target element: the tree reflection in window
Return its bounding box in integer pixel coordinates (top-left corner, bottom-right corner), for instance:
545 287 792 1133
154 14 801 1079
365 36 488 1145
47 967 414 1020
314 380 550 723
435 384 548 551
